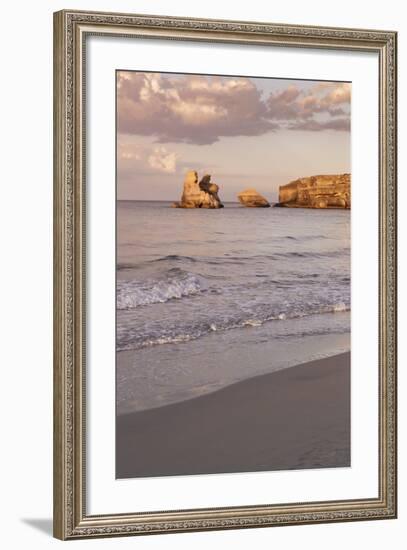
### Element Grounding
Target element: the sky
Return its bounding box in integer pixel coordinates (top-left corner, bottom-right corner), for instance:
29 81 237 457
117 71 351 202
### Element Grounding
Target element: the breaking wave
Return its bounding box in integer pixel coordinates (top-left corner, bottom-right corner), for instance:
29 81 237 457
117 301 350 351
117 270 204 309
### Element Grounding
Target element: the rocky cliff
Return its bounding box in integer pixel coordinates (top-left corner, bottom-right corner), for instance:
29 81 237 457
172 171 223 208
237 188 270 207
276 174 351 209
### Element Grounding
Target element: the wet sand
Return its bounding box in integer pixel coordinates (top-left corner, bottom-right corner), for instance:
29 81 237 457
116 352 350 479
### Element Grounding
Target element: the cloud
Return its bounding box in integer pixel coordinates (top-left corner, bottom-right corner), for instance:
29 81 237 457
119 143 144 161
117 73 351 144
117 72 278 145
266 82 351 130
266 85 304 120
289 117 351 132
118 141 179 174
319 83 351 106
147 147 178 173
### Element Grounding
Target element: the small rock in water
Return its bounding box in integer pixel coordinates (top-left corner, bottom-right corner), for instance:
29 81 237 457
237 188 270 207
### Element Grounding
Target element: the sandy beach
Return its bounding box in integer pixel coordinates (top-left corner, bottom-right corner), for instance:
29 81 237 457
116 352 350 479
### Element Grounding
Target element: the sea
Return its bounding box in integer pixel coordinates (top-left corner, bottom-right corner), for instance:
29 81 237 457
116 201 350 414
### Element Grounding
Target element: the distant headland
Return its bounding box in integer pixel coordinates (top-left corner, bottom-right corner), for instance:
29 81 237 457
275 174 351 209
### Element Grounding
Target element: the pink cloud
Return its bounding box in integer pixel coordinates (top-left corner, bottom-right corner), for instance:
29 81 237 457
289 117 351 132
118 140 179 174
117 73 351 144
267 82 351 126
117 72 279 145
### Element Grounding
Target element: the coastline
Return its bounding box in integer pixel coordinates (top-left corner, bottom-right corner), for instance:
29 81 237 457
116 352 350 479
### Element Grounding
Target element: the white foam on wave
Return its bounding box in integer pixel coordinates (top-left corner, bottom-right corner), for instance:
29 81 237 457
242 319 262 327
117 272 203 309
333 302 347 312
117 301 350 351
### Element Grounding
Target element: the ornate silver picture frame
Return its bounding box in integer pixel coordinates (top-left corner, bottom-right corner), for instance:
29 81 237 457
53 9 397 540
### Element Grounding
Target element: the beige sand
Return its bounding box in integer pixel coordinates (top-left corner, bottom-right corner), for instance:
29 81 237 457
116 352 350 479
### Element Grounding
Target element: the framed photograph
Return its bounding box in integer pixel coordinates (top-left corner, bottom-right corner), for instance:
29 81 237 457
53 9 397 540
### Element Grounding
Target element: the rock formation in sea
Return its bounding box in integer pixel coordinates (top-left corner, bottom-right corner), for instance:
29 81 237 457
172 171 224 208
237 188 270 208
275 174 351 209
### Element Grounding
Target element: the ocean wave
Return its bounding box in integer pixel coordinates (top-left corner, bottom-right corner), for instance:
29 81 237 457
117 262 140 271
117 302 350 351
117 270 204 309
148 248 350 266
152 254 198 263
116 271 344 312
271 248 350 259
